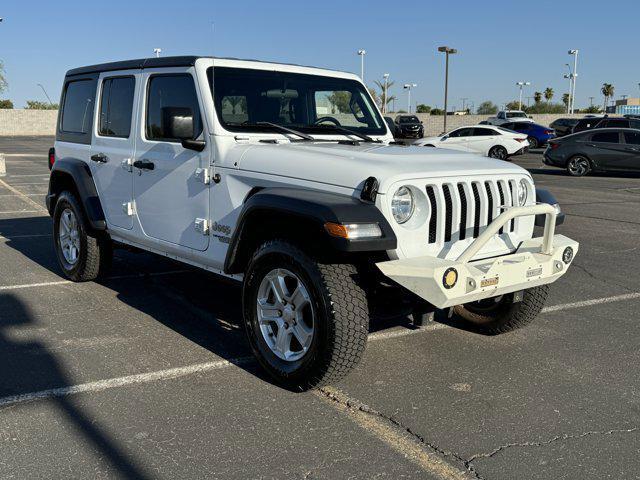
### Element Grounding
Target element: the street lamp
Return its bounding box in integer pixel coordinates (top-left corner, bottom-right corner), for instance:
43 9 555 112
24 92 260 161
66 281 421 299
437 46 457 132
37 84 53 107
403 84 417 113
563 63 574 114
515 82 531 111
568 49 579 113
357 49 366 82
153 48 162 58
382 73 390 114
460 97 468 113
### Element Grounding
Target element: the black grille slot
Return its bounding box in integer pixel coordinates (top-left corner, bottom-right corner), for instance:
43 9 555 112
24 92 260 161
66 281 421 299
442 185 453 242
497 182 505 234
471 183 481 238
426 186 438 244
485 182 494 225
508 181 515 232
457 183 467 240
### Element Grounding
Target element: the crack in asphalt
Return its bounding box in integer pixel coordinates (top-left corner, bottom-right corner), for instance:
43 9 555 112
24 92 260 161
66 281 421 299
570 261 635 293
318 387 480 479
566 212 640 226
466 427 638 464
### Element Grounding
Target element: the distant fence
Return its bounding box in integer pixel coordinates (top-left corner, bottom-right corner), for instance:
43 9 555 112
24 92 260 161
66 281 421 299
0 109 593 137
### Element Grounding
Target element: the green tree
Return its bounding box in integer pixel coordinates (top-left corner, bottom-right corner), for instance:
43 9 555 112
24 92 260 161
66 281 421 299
601 83 614 111
581 105 602 114
326 91 351 113
416 104 431 113
544 88 554 103
374 79 396 112
0 99 13 109
476 101 498 115
505 100 524 111
526 102 566 114
534 91 542 104
430 108 444 115
25 100 59 110
0 62 7 95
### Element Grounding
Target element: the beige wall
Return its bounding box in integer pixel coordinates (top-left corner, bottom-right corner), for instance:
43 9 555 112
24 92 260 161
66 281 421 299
0 109 58 136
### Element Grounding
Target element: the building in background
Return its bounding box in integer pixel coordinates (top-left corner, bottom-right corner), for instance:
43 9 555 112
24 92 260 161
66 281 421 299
614 98 640 115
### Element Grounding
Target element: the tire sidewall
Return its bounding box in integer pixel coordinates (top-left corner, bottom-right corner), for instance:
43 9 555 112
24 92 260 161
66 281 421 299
528 137 538 149
53 192 90 278
242 242 332 388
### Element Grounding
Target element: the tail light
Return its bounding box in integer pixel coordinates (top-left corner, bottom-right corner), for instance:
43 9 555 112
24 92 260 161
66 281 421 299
544 130 554 135
515 138 526 143
550 142 560 150
48 147 55 170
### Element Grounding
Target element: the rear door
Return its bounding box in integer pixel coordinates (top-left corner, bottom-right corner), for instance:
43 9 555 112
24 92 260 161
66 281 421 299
90 72 139 230
133 69 210 251
587 131 626 170
470 127 498 153
620 131 640 171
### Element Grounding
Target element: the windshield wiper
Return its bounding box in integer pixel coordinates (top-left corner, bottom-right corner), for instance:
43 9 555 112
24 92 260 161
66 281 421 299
313 124 379 143
250 122 315 141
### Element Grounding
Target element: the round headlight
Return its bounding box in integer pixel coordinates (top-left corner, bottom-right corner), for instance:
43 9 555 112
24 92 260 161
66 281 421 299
518 179 529 206
391 186 415 224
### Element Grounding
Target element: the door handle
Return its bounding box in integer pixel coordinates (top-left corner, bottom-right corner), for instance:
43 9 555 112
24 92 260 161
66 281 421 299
90 153 108 163
133 159 155 171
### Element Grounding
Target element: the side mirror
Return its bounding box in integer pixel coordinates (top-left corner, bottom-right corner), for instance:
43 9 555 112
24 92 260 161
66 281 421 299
161 106 195 140
441 136 448 141
181 138 206 152
420 121 424 124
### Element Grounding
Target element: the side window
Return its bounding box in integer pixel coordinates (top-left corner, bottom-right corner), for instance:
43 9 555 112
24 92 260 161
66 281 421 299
606 119 628 128
630 120 640 130
61 80 96 134
624 131 640 145
99 77 135 138
591 131 620 143
473 128 495 136
449 128 468 138
146 75 203 142
501 123 513 130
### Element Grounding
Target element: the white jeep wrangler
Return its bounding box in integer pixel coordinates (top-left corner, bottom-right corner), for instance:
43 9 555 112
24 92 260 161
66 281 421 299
47 56 578 390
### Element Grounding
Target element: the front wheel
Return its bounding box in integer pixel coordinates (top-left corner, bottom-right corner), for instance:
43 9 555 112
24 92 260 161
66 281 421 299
453 285 549 335
567 156 591 176
242 240 369 391
488 145 508 160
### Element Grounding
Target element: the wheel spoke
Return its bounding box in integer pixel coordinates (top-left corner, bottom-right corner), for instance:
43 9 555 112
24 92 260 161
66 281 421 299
291 320 312 349
269 271 289 304
274 326 291 357
289 285 309 310
257 299 282 324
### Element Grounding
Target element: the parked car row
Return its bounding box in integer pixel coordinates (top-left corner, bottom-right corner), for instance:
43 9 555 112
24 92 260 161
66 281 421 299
384 115 424 139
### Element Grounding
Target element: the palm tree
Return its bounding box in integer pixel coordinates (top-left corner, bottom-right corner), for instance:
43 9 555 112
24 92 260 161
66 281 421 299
601 83 615 112
562 93 571 108
0 62 8 95
543 87 554 104
374 79 395 112
534 91 542 104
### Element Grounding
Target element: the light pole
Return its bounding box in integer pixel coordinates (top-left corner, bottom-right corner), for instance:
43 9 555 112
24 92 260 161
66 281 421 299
568 50 578 114
516 82 531 110
564 64 573 114
357 49 366 82
382 73 390 114
153 48 162 58
37 84 53 106
403 83 417 113
460 97 468 113
438 46 457 133
589 96 594 107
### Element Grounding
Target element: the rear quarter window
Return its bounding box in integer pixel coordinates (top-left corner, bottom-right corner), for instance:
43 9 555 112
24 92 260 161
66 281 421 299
591 131 620 143
57 75 98 144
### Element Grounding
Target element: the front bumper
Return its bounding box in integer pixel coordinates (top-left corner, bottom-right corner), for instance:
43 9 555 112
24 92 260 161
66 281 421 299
376 204 579 309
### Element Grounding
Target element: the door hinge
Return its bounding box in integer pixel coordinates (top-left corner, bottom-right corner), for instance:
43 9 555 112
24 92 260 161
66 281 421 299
194 218 210 235
122 201 135 216
121 158 134 173
194 167 211 185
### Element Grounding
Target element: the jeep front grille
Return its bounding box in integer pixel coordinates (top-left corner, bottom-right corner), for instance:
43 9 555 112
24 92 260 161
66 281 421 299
426 179 519 245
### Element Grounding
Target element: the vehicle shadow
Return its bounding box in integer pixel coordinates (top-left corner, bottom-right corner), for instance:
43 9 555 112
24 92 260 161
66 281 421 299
0 292 153 478
0 215 463 391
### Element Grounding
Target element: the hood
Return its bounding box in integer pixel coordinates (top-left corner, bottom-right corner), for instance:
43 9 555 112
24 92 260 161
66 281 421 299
235 142 530 193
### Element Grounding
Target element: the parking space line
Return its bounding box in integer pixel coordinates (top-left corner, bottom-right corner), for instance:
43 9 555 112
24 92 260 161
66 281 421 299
0 177 47 212
315 387 469 480
0 210 43 214
4 174 50 178
0 233 52 239
0 357 253 409
541 292 640 313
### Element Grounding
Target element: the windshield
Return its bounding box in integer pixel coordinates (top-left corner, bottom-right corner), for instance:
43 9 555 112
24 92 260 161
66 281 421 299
399 116 419 123
506 112 527 118
208 67 386 136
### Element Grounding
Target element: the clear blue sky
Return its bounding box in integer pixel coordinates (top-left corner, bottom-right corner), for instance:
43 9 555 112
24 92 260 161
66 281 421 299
1 0 639 110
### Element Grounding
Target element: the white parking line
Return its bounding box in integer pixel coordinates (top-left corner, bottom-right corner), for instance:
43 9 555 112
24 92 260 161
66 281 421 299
3 183 49 186
0 177 47 212
0 233 52 239
4 174 50 178
0 210 43 214
541 292 640 313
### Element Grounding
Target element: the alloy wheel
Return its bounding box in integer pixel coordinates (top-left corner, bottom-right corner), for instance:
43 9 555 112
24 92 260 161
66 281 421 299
568 157 590 176
59 208 80 266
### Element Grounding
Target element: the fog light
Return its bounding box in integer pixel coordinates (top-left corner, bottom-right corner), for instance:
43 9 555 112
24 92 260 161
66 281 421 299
562 246 574 264
442 268 458 289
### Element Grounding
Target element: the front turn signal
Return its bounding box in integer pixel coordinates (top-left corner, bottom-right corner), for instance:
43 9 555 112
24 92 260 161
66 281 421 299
324 222 382 239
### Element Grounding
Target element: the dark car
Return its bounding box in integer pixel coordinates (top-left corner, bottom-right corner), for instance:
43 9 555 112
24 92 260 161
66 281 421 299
549 118 579 137
500 121 555 149
543 128 640 176
384 116 396 136
394 115 424 138
572 116 640 134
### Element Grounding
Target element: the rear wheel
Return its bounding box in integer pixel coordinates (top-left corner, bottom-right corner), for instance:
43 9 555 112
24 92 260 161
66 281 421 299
567 156 591 176
527 136 538 149
242 240 369 391
453 285 549 335
488 145 508 160
53 191 112 281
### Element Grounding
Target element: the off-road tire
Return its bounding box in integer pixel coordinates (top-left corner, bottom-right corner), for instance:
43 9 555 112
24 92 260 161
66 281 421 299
453 285 549 335
242 240 369 391
53 191 112 282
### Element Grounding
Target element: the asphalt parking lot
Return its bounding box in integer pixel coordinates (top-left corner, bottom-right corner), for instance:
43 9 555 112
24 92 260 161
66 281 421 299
0 137 639 480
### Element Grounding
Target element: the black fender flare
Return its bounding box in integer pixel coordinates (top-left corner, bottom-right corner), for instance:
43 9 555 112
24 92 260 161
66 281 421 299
224 187 397 274
47 158 106 231
535 188 565 227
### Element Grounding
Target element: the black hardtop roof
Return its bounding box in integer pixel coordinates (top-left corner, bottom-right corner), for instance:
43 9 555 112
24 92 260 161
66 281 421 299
65 55 343 77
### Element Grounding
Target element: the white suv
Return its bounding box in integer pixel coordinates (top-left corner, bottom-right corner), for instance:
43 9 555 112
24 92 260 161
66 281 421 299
47 56 578 390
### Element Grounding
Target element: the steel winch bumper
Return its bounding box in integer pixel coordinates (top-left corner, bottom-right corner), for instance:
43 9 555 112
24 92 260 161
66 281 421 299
376 204 579 309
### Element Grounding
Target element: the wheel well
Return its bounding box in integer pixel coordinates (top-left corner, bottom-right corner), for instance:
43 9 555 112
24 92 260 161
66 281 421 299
48 171 81 214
